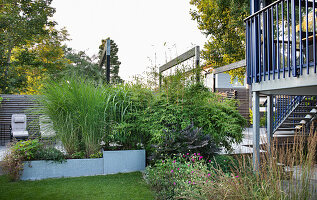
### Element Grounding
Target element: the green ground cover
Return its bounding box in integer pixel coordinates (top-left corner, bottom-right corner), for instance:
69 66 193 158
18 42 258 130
0 172 154 200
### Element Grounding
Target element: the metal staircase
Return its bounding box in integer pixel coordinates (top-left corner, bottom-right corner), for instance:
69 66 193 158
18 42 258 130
273 96 317 135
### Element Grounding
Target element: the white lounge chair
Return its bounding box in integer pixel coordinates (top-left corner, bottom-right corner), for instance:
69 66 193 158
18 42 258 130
39 115 56 138
11 114 29 139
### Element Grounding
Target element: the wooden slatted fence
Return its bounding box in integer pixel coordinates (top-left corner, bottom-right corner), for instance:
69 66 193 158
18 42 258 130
0 95 41 145
216 88 250 122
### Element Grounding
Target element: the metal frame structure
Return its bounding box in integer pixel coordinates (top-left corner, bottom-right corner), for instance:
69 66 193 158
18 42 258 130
247 0 317 171
159 46 200 87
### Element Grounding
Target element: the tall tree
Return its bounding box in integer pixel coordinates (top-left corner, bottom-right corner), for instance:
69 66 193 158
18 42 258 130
60 38 124 85
62 47 101 82
190 0 249 83
16 27 69 94
0 0 55 64
98 38 123 84
0 0 60 94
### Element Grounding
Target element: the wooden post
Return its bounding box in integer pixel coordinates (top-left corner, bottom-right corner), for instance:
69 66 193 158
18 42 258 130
159 72 162 89
253 91 260 172
195 46 200 83
211 70 216 92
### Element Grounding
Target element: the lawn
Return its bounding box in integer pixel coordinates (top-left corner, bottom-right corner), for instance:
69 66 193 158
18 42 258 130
0 172 154 200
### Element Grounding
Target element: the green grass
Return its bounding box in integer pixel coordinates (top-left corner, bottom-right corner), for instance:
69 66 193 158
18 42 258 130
0 172 154 200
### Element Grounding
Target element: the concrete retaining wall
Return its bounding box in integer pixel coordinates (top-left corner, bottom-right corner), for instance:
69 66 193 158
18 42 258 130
21 150 145 180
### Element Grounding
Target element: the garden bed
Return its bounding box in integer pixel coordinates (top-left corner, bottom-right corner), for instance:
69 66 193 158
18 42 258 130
21 150 145 180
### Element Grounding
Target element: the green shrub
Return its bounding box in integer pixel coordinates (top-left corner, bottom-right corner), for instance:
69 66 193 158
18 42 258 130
89 152 103 158
145 153 211 199
70 151 85 159
41 76 245 158
34 147 66 163
1 146 24 181
146 129 317 200
148 123 219 163
1 139 67 181
141 83 247 151
11 139 43 160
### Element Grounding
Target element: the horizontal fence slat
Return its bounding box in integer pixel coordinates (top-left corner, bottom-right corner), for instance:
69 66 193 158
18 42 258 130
0 95 42 145
159 47 196 73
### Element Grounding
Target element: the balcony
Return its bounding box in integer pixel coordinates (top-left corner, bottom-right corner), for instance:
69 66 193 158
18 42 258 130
245 0 317 95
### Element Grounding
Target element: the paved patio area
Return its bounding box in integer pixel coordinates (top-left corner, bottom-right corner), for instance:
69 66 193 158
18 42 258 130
0 146 7 161
0 146 6 175
220 127 268 154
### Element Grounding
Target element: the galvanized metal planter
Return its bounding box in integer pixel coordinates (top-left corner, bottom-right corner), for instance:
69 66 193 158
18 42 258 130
21 150 145 180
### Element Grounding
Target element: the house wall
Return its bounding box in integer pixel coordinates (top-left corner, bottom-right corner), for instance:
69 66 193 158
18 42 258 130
204 73 246 89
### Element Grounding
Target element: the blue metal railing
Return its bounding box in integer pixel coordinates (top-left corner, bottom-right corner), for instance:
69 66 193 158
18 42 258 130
245 0 317 84
273 95 304 131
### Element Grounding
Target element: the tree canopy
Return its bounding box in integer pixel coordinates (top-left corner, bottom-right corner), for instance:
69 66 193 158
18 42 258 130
0 0 68 94
190 0 249 83
0 0 56 65
62 38 123 85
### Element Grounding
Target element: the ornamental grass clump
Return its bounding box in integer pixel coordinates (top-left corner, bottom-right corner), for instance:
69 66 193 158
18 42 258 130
40 77 153 156
187 127 317 200
41 78 108 156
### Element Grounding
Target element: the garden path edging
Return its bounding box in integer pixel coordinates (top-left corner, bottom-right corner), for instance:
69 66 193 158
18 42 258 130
21 149 145 180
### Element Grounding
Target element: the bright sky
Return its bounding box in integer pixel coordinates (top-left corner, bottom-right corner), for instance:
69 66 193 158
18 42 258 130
51 0 206 81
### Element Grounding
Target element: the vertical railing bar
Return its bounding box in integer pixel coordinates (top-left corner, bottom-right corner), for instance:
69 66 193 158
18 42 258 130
291 0 297 77
273 95 275 129
263 10 267 81
246 20 250 84
287 0 291 77
276 95 278 127
272 7 276 80
273 95 276 129
253 16 256 82
306 0 309 74
299 0 303 75
282 0 285 78
282 96 284 123
275 95 278 129
276 95 281 124
268 9 271 80
313 0 316 73
249 19 252 84
277 3 280 79
251 18 254 84
254 15 259 83
287 96 290 121
274 95 278 127
278 95 285 123
258 15 262 82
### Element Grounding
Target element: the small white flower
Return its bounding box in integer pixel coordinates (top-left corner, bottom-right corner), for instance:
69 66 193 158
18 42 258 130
100 141 105 146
